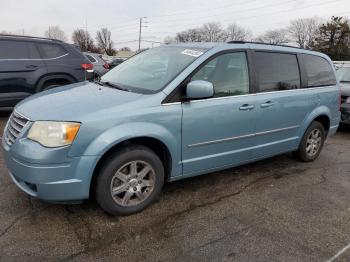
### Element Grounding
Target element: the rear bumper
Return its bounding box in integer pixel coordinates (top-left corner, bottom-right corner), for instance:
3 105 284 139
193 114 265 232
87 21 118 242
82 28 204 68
340 103 350 123
2 139 99 202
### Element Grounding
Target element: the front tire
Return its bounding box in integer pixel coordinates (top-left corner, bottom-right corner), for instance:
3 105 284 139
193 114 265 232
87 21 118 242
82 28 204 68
295 121 325 162
95 145 164 216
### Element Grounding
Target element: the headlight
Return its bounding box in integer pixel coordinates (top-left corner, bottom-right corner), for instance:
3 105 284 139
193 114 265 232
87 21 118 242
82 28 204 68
28 121 80 148
346 97 350 104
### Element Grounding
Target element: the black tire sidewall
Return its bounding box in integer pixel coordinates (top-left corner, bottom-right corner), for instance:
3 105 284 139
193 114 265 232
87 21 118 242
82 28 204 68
297 121 325 162
95 145 165 216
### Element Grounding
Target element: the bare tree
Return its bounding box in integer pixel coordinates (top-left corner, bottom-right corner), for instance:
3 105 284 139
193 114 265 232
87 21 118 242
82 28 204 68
0 30 11 35
256 29 289 44
72 29 95 52
96 28 115 55
164 36 177 44
45 26 67 41
288 17 322 48
201 22 225 42
175 28 203 42
225 23 252 41
119 47 131 52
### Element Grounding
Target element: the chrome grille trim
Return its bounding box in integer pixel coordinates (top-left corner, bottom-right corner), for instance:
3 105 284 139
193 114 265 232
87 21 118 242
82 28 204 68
4 111 30 146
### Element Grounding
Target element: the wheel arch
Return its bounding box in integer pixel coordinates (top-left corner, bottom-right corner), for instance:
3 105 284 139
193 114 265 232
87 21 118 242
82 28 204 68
300 106 331 139
35 73 77 92
89 136 173 198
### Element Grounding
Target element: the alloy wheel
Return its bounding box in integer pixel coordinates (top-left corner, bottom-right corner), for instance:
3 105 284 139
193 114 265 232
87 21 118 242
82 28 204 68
110 160 155 207
306 129 322 157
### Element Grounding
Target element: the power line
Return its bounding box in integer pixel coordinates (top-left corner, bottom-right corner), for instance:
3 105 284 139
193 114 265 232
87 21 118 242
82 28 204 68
147 0 344 30
148 0 298 24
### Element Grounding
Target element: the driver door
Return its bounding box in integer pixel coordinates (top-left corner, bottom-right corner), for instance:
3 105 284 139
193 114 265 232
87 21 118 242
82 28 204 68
181 51 258 176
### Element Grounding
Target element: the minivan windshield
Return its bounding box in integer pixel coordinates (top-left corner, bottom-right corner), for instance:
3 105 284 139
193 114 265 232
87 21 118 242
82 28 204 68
100 46 207 94
336 67 350 82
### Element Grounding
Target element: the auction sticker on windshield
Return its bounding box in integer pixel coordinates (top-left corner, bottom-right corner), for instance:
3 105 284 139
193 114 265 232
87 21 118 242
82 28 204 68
181 49 204 57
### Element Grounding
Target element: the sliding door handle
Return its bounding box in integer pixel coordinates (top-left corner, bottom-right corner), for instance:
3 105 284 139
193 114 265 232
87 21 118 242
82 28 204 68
261 101 275 108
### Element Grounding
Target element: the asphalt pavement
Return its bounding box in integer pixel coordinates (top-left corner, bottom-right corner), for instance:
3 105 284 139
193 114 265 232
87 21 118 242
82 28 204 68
1 115 350 262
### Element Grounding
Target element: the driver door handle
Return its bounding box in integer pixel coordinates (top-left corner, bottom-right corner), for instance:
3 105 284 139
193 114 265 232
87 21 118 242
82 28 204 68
239 104 255 111
26 65 38 69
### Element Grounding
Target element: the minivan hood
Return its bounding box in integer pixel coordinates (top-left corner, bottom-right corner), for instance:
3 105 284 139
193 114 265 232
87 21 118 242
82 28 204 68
340 82 350 97
16 81 143 121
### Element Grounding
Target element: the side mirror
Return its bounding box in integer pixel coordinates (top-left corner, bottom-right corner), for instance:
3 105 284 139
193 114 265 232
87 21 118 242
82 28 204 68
186 80 214 100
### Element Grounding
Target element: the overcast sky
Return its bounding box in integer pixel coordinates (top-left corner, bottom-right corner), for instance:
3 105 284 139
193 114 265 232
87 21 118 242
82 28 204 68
0 0 349 50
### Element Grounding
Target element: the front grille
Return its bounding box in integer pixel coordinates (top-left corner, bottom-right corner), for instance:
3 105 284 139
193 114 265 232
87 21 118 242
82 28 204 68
341 96 348 104
4 111 30 146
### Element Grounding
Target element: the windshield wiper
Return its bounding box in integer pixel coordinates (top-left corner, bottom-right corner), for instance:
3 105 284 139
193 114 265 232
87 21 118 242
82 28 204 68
97 80 130 92
340 80 350 83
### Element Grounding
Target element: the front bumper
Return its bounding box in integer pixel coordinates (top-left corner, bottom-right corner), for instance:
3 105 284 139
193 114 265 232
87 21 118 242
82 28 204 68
2 137 99 202
340 103 350 123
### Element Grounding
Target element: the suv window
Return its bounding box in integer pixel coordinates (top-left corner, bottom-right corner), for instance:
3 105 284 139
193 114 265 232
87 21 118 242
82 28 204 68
86 54 97 63
36 43 67 59
0 40 29 59
256 52 300 92
303 54 336 87
191 52 249 97
27 42 41 59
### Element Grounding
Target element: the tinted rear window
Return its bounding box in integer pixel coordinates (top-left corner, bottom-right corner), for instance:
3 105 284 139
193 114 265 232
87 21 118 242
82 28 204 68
36 43 67 59
303 54 336 87
255 52 300 92
0 40 29 59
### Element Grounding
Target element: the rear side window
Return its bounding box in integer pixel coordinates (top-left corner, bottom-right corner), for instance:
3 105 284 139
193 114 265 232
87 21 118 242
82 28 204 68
0 40 29 59
36 43 67 59
27 42 41 59
255 52 300 92
303 54 336 87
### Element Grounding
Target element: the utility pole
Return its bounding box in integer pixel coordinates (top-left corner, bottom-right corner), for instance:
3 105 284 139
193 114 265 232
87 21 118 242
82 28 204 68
138 17 148 52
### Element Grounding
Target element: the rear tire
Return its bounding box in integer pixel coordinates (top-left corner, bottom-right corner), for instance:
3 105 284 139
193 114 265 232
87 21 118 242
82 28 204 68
95 145 164 216
294 121 325 162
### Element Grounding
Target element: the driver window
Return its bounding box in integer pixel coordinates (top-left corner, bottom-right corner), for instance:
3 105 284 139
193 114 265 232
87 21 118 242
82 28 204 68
191 52 250 97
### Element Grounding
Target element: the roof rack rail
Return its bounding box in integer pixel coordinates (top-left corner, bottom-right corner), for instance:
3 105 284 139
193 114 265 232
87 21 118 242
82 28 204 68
0 34 62 42
227 41 309 50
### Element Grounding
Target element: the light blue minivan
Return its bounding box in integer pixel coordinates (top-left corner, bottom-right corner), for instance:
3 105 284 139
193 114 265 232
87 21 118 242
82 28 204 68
2 42 340 215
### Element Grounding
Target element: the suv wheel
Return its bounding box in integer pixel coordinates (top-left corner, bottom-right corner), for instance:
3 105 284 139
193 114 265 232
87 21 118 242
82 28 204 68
295 121 325 162
95 145 164 216
40 80 70 91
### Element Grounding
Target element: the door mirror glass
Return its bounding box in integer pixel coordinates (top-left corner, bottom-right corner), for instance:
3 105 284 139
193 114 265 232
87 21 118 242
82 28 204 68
186 80 214 99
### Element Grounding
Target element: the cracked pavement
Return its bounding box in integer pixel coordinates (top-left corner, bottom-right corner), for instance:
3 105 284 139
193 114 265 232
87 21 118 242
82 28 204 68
1 113 350 261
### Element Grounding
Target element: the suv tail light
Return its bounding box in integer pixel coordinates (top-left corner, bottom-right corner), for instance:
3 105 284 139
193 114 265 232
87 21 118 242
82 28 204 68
81 63 93 70
103 63 110 69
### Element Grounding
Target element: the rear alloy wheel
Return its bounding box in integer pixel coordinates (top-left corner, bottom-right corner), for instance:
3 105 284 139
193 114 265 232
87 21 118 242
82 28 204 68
95 145 164 216
295 121 325 162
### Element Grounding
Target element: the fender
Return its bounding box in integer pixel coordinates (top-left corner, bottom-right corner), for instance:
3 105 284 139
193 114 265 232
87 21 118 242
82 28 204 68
298 105 331 139
83 122 182 177
35 74 77 92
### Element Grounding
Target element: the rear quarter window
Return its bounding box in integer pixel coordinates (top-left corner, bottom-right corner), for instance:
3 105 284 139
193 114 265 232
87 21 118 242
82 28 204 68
36 43 68 59
303 54 336 87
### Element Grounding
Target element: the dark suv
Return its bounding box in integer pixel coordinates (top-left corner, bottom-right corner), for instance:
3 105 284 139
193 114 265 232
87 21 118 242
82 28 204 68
0 35 93 109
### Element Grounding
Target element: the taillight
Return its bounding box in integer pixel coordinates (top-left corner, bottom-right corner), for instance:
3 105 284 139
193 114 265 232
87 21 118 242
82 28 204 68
339 93 342 111
103 63 110 69
81 63 93 70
